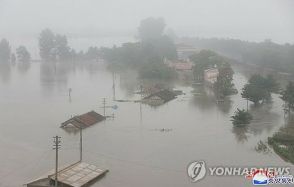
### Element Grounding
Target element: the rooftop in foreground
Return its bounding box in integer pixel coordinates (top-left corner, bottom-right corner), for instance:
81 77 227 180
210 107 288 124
26 162 108 187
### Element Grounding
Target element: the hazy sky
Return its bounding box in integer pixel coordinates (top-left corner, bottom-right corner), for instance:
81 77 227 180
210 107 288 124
0 0 294 43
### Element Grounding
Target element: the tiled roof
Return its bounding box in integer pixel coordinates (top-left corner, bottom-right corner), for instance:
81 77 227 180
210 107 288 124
61 111 105 129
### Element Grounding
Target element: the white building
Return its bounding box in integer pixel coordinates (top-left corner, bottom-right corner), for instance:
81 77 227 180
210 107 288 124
204 68 219 84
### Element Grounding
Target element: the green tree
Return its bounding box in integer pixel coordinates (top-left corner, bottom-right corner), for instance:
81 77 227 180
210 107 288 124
214 63 235 97
280 82 294 112
11 53 16 64
231 108 253 126
102 18 177 70
138 17 165 41
55 34 70 61
241 83 266 105
264 74 279 93
138 17 177 61
85 47 100 62
190 50 220 81
138 62 177 80
39 29 56 62
249 74 278 92
16 46 31 63
0 38 11 63
241 74 279 105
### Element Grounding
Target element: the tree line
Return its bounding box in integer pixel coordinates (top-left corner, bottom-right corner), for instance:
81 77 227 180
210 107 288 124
102 17 178 79
181 37 294 75
39 29 101 62
0 39 31 64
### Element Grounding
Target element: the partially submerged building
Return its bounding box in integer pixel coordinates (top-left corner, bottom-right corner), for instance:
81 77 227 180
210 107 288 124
176 43 198 61
61 111 105 129
27 110 108 187
204 68 219 84
164 59 194 72
26 161 108 187
141 89 177 107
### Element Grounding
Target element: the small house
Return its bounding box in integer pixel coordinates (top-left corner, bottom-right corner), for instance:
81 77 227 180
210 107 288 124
204 68 219 84
176 43 198 61
141 89 177 106
61 111 105 129
164 59 194 72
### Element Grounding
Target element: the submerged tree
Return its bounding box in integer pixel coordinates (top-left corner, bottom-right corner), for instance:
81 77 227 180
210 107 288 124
16 46 31 63
138 62 177 80
39 29 56 62
241 74 279 105
55 34 70 61
138 17 177 60
214 62 235 97
138 17 165 41
39 29 75 62
241 83 266 105
280 82 294 113
85 46 101 62
10 53 16 64
231 108 253 126
190 50 219 80
0 38 11 63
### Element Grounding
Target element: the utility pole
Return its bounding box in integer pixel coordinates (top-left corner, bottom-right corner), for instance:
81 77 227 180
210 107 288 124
68 88 72 103
112 72 116 101
53 136 61 187
140 85 143 123
79 128 83 162
102 98 106 117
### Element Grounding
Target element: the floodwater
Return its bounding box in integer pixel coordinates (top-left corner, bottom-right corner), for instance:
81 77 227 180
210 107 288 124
0 62 292 187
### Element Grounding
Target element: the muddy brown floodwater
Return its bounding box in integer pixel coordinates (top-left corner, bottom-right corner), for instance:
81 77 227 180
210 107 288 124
0 62 292 187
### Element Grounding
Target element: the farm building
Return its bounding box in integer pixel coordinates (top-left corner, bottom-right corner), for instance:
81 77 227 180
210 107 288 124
204 68 219 84
141 89 177 107
61 111 105 129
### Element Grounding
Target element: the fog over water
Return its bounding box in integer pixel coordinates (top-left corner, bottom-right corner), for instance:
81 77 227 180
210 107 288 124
0 0 294 186
1 0 294 44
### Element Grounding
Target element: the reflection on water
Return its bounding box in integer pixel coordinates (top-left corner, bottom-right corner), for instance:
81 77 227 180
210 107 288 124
40 62 75 95
119 70 138 97
231 100 281 144
17 62 31 74
191 85 232 114
232 126 249 143
0 64 11 83
248 104 278 136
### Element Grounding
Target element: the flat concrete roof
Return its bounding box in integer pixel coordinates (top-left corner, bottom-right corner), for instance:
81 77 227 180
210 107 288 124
26 162 108 187
49 162 108 187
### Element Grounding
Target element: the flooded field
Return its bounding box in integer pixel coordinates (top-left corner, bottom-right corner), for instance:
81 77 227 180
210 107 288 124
0 62 292 187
